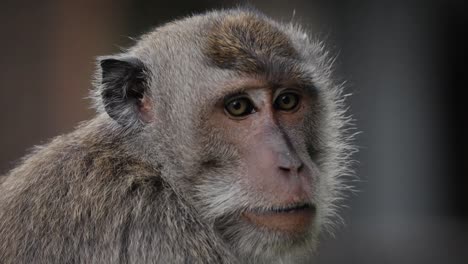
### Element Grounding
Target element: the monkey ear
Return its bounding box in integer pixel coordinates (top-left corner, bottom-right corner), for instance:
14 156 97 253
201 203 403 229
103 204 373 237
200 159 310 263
99 56 152 126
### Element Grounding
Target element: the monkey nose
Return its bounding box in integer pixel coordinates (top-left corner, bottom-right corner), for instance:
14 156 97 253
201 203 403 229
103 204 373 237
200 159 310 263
277 152 304 174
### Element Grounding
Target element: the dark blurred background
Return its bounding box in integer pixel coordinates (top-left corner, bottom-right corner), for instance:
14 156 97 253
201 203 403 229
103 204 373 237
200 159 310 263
0 0 466 263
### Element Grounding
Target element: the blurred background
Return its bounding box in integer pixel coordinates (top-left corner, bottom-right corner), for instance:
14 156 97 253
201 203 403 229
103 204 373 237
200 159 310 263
0 0 466 263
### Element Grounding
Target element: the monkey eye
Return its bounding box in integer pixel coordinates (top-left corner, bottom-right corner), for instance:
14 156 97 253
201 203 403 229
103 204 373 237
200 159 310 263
224 96 255 118
274 91 300 111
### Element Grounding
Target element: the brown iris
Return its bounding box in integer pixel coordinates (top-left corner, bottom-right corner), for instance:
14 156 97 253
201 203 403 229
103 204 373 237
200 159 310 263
224 96 255 117
274 92 300 111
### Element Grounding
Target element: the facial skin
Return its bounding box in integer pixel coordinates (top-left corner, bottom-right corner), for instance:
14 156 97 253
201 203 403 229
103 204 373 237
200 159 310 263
196 76 322 259
230 86 316 232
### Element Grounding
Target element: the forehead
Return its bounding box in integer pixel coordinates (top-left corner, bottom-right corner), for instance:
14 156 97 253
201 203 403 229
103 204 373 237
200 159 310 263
204 12 299 74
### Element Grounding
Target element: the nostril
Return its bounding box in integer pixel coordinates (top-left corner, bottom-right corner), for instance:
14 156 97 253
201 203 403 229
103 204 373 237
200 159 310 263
278 162 304 173
297 163 304 172
277 152 304 173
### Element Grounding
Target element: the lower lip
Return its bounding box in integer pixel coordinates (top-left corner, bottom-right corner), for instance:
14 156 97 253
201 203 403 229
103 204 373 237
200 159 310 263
242 207 315 233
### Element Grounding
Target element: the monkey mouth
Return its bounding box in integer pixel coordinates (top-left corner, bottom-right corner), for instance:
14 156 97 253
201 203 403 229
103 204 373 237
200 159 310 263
242 203 316 233
267 203 314 213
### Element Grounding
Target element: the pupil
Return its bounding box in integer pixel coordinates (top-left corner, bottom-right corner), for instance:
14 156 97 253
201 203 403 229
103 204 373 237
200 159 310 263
232 101 241 110
282 95 291 105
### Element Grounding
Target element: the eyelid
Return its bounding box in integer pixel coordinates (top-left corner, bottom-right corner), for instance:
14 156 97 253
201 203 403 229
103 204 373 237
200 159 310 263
224 93 246 103
224 93 256 109
273 88 301 100
223 89 248 102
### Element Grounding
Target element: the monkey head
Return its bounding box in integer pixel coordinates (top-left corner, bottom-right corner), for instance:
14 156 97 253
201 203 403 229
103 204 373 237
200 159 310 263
94 9 354 263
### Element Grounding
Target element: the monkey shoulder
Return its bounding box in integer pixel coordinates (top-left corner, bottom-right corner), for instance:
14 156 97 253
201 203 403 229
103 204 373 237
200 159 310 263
0 122 169 263
0 121 235 263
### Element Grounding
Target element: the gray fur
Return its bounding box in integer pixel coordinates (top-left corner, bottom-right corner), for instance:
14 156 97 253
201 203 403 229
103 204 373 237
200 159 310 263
0 8 355 264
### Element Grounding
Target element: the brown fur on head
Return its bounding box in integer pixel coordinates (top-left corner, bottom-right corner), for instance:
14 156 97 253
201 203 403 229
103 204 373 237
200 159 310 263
206 12 298 72
0 8 355 264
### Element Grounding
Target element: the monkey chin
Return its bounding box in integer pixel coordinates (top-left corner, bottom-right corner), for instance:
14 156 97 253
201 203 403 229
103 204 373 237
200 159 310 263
242 203 316 234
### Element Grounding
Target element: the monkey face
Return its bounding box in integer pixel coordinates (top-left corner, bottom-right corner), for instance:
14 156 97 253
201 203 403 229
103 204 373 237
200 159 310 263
191 76 326 260
223 89 316 233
